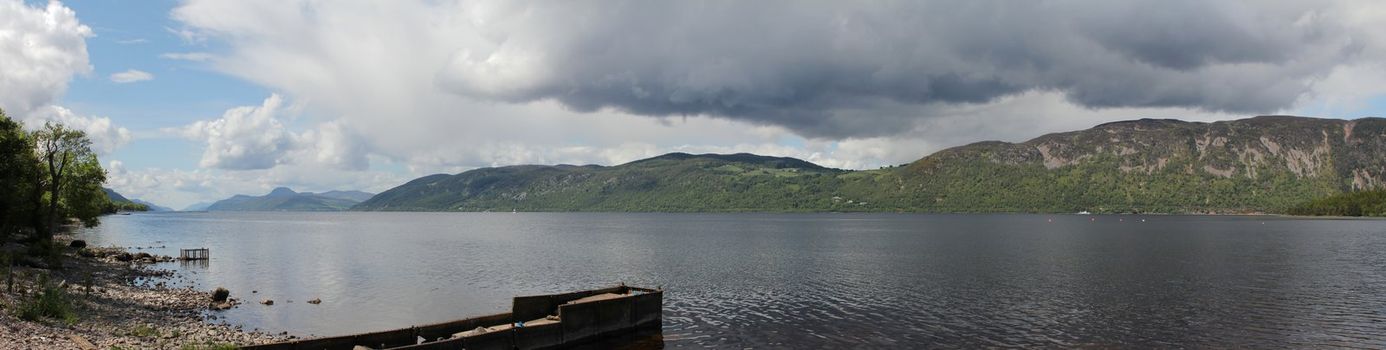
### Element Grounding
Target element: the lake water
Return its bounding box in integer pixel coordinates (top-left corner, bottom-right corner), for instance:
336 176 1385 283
77 212 1386 348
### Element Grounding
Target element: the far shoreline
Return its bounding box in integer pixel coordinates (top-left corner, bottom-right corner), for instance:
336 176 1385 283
124 210 1386 219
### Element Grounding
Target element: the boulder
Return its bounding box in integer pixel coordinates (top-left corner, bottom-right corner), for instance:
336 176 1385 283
212 287 230 302
68 240 87 249
307 298 321 304
114 252 133 262
260 299 274 306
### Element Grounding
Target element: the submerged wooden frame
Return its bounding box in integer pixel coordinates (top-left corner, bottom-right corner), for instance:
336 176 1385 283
240 285 663 350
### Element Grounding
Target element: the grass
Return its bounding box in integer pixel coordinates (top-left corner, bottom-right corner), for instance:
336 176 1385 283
131 324 159 338
14 274 78 326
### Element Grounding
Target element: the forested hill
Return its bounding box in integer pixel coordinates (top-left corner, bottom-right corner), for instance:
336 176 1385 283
353 153 850 211
102 188 151 212
355 116 1386 213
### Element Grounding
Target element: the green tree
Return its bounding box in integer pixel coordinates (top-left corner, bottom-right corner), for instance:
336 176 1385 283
30 122 102 242
62 153 108 227
0 109 40 243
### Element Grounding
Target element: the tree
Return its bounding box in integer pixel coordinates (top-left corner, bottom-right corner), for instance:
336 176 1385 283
61 153 107 227
30 122 99 242
0 109 40 243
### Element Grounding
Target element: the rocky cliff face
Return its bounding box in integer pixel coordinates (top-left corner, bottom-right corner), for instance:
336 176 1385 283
892 116 1386 213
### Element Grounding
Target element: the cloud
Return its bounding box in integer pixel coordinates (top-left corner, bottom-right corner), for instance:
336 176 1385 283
105 159 407 210
165 0 1386 175
421 1 1366 138
175 94 298 170
0 0 91 116
116 38 148 45
23 105 133 155
174 94 370 171
160 52 215 62
0 0 134 155
109 69 154 83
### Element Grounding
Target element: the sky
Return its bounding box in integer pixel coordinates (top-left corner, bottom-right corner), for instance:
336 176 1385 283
3 0 1386 209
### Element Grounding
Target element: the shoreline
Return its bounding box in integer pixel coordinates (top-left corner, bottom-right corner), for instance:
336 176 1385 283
0 235 293 349
151 209 1386 219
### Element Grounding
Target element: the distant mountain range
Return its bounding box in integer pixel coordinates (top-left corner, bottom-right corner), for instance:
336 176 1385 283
205 187 376 211
354 115 1386 214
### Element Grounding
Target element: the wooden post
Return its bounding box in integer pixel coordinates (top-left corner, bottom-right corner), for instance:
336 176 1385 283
180 248 209 261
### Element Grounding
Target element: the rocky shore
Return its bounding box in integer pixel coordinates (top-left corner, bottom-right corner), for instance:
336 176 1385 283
0 236 294 349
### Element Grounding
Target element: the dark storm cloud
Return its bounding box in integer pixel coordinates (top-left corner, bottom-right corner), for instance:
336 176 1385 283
437 0 1364 138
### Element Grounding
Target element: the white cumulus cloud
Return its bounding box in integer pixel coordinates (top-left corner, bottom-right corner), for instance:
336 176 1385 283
0 0 134 155
0 0 91 116
174 94 370 171
176 94 299 170
23 105 132 155
109 69 154 83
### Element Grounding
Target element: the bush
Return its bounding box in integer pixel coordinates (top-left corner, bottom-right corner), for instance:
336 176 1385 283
14 274 77 325
24 241 65 269
211 287 230 302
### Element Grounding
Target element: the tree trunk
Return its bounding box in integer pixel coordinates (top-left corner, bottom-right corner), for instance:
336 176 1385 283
29 168 45 241
41 147 65 242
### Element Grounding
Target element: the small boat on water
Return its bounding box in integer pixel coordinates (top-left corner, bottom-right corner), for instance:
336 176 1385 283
1076 211 1091 215
241 285 662 350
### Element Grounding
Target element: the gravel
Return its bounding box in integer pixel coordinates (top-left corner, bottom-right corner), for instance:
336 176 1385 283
0 235 294 349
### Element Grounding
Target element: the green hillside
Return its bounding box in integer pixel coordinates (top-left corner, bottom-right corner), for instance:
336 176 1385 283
355 153 861 212
356 116 1386 214
102 188 149 212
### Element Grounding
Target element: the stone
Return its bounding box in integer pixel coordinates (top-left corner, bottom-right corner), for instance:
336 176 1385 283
68 240 87 249
260 299 273 306
307 298 321 305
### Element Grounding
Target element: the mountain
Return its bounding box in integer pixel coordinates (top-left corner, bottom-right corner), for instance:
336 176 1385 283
103 188 132 203
354 153 846 211
318 190 376 202
206 187 373 211
131 198 173 212
876 116 1386 213
355 116 1386 214
103 188 150 212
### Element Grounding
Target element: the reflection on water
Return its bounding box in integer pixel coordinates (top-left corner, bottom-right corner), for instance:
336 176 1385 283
179 259 210 269
78 212 1386 348
571 327 664 350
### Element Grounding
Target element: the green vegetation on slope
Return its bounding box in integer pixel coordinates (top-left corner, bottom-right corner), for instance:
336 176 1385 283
1287 189 1386 217
102 188 149 213
356 116 1386 214
356 153 890 212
